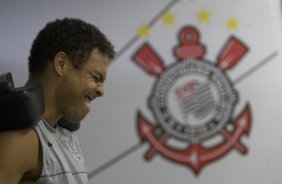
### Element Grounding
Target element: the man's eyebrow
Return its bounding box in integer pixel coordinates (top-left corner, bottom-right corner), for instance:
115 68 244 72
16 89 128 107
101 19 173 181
91 70 106 79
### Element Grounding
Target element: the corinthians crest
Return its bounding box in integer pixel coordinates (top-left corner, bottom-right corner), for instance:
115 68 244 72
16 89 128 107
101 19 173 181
132 26 251 174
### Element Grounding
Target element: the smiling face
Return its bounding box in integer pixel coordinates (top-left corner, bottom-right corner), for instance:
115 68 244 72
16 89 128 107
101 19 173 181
55 48 109 123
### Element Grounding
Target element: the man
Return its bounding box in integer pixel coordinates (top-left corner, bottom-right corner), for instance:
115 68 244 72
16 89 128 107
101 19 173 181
0 18 115 183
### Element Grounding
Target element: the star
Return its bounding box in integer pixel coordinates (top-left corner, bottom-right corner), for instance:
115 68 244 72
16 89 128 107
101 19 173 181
225 16 239 31
137 23 150 38
161 11 175 26
196 8 211 23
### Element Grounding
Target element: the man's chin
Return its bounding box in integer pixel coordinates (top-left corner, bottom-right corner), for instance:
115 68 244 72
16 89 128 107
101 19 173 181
63 116 83 124
65 110 89 124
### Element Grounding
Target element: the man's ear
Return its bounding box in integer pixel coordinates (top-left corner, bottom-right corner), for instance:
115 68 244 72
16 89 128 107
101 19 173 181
54 52 68 76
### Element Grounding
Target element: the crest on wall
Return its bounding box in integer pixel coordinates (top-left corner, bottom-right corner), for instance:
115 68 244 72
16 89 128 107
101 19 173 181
132 26 251 174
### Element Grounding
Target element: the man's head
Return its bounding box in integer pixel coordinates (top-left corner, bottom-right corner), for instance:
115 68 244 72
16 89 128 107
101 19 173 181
28 18 115 124
28 18 115 76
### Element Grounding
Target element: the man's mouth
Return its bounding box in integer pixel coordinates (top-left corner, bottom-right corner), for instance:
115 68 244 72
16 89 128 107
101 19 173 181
85 94 95 103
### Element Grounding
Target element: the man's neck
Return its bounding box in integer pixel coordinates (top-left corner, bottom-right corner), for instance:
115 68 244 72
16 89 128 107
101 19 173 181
26 76 62 127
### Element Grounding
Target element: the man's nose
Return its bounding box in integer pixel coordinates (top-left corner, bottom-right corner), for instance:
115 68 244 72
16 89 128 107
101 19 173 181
96 83 104 97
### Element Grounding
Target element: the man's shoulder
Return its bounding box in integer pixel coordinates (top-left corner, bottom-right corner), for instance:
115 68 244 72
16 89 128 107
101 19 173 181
0 127 38 144
0 128 41 182
0 128 40 159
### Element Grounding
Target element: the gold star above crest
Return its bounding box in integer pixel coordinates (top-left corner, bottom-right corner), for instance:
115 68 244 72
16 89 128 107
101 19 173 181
137 24 150 38
196 9 211 23
225 16 239 31
161 11 175 26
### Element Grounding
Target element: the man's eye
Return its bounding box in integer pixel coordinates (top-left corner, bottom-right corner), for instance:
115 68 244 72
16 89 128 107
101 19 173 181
92 75 103 82
92 76 99 81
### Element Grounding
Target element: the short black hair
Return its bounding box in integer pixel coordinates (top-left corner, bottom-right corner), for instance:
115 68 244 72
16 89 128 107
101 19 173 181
28 18 115 75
